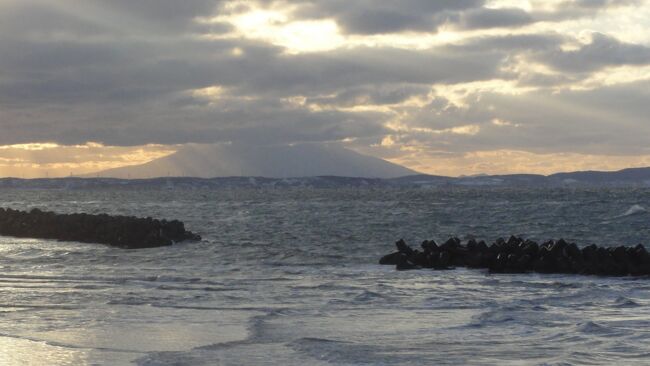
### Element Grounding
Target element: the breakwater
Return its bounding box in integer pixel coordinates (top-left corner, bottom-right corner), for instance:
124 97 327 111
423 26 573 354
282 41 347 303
0 207 201 248
380 236 650 276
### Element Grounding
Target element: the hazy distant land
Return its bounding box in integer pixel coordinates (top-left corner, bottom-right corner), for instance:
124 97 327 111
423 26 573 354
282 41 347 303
3 144 650 189
3 166 650 189
92 144 417 179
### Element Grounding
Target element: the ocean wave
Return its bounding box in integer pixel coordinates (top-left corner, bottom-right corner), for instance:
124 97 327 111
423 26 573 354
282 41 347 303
576 321 616 335
613 296 641 308
617 204 647 218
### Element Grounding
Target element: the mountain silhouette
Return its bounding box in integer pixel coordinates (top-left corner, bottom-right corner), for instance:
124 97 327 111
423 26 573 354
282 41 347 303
93 143 417 179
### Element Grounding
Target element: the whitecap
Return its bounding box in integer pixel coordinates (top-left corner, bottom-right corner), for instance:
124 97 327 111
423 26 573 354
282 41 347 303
618 204 647 218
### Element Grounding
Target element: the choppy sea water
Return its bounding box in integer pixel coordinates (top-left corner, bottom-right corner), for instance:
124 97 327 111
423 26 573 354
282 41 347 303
1 188 650 365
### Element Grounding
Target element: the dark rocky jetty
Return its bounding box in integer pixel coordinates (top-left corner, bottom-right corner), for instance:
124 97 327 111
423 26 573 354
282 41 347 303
0 207 201 249
380 236 650 276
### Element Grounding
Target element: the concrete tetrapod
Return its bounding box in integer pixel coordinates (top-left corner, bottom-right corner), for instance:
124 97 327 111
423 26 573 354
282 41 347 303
0 207 201 249
380 236 650 276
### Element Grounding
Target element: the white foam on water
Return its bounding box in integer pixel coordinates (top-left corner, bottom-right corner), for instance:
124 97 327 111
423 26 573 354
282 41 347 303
620 204 647 217
0 335 139 366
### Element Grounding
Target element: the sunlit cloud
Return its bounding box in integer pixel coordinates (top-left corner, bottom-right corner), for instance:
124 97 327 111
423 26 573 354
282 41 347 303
570 65 650 90
189 85 227 104
491 118 520 127
1 0 650 177
203 4 345 53
409 125 482 136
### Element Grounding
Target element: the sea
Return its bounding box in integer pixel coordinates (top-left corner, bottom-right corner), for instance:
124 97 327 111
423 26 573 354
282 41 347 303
1 187 650 365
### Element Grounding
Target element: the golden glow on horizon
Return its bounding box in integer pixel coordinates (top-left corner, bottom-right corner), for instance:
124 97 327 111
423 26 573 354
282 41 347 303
0 143 62 151
386 149 650 177
0 143 176 178
4 142 650 178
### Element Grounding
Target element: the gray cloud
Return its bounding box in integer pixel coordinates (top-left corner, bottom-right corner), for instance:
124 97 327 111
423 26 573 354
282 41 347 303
0 33 505 106
290 0 484 34
83 0 223 32
0 4 513 147
397 79 650 156
229 46 506 98
539 33 650 72
93 0 218 21
459 7 534 29
559 0 643 9
0 0 224 42
285 0 643 35
0 2 108 38
531 0 645 23
445 34 566 52
0 0 649 165
306 84 431 108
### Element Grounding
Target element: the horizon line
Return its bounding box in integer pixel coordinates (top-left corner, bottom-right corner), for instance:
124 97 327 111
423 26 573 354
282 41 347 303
1 165 650 181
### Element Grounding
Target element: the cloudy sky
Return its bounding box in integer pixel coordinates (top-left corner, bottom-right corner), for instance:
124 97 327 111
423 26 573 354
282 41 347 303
1 0 650 177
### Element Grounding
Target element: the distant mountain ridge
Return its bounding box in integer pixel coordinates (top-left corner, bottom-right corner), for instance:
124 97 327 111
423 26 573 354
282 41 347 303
550 167 650 184
4 166 650 189
394 167 650 187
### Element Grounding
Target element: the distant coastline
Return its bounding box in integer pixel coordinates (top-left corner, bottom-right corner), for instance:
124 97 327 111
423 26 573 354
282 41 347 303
3 166 650 189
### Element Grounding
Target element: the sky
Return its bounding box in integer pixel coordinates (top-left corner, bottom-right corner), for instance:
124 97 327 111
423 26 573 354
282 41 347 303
1 0 650 177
